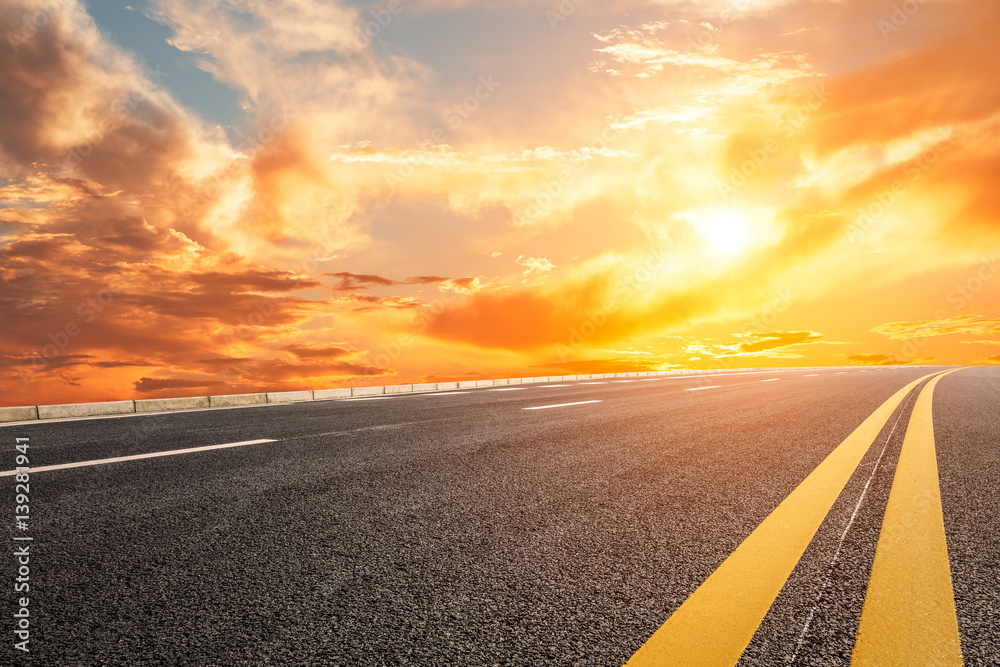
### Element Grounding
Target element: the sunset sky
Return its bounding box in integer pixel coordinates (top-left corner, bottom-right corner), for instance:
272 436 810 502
1 0 998 405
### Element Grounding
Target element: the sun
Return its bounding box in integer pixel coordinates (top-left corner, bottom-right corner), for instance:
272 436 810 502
704 213 748 252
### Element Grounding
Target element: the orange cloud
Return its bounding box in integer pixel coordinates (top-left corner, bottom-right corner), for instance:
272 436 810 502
872 315 1000 340
845 354 937 366
2 0 999 406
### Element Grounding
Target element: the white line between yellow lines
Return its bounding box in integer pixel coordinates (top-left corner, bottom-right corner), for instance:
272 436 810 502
523 400 603 411
0 439 278 477
685 386 721 391
851 369 964 665
626 371 944 667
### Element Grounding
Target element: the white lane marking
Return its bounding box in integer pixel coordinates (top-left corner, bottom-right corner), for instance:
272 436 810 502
540 384 571 387
685 386 721 391
523 400 603 411
580 382 608 385
613 380 638 383
789 384 920 662
805 374 819 377
640 378 664 382
760 378 780 382
0 439 278 477
836 371 847 374
342 396 399 401
417 391 470 396
487 388 525 391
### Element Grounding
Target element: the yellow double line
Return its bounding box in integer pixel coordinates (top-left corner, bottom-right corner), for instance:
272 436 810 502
626 369 964 666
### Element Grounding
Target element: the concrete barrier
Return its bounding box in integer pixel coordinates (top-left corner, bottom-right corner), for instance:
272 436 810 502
314 388 352 400
209 393 267 408
266 390 314 403
135 396 210 413
38 400 135 420
0 406 38 423
2 367 873 424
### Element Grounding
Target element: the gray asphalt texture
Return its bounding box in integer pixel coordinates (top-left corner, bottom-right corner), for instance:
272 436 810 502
2 367 996 665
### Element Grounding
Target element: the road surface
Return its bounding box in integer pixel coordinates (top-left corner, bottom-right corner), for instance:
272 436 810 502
2 366 997 665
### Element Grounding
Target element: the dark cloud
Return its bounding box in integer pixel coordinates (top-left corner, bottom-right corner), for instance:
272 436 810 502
324 272 446 291
281 344 353 359
736 331 822 354
133 377 227 393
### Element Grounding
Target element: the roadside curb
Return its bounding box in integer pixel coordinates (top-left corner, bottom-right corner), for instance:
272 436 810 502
0 365 934 425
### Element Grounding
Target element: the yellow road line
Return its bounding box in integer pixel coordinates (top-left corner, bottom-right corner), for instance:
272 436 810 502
852 370 964 666
626 371 944 667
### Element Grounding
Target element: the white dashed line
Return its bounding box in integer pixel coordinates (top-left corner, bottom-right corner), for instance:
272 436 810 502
343 396 399 401
487 388 525 392
523 400 603 411
613 380 638 383
417 391 471 396
805 374 819 377
760 378 780 383
540 384 571 387
0 439 278 477
685 386 721 391
580 382 608 385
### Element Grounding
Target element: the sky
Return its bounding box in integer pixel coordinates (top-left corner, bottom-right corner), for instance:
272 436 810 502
1 0 998 406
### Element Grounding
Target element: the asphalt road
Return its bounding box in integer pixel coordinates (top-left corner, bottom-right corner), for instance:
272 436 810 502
2 367 997 665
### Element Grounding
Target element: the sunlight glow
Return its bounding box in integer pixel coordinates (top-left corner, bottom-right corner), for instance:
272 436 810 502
704 213 748 252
